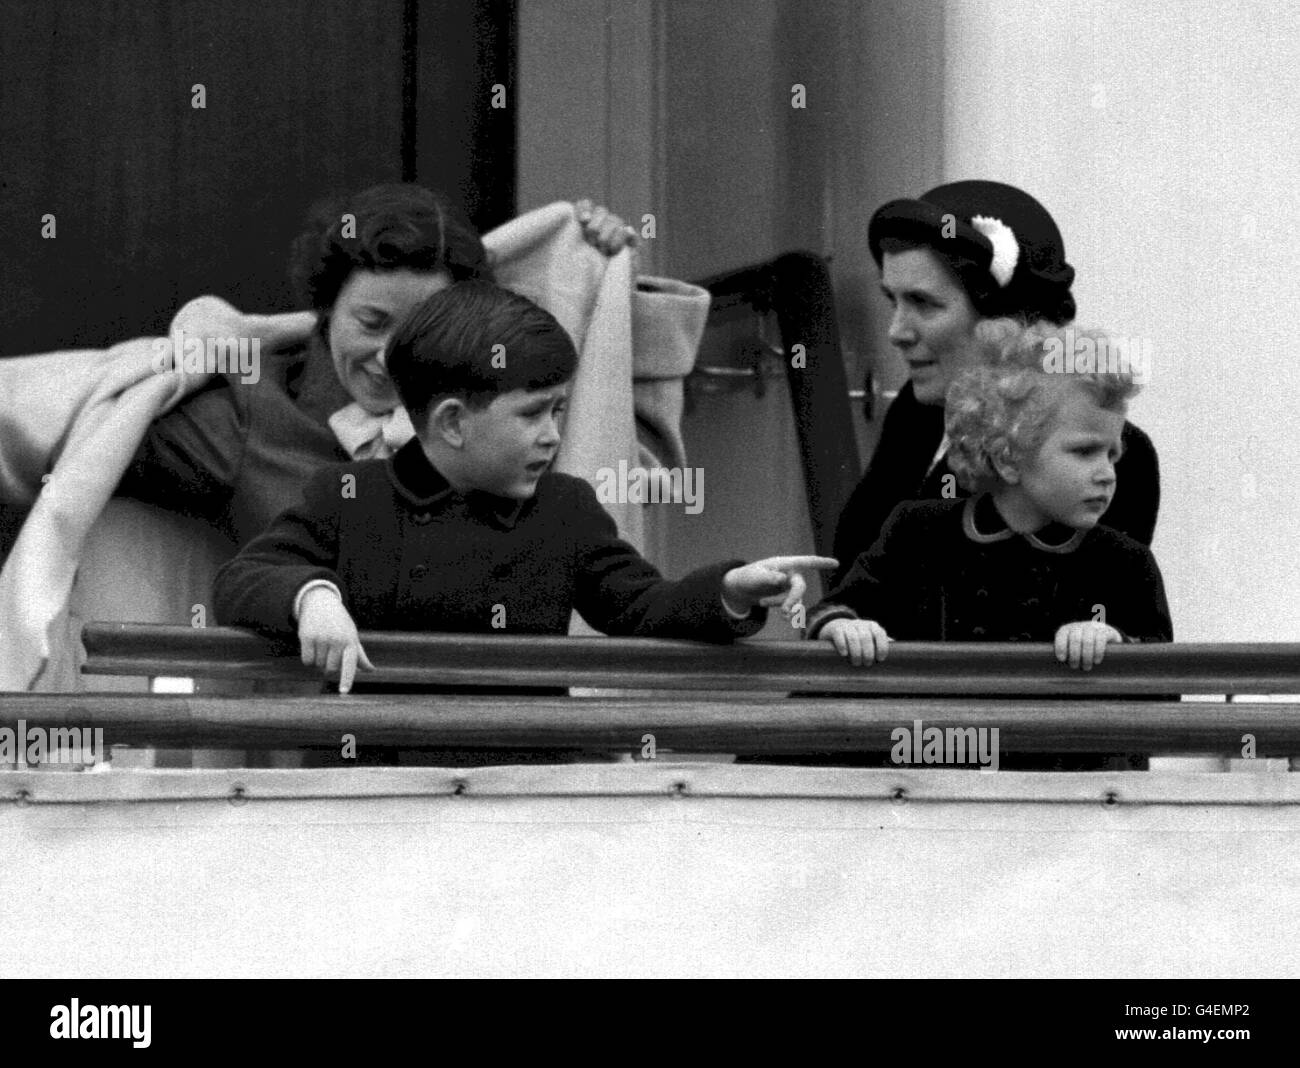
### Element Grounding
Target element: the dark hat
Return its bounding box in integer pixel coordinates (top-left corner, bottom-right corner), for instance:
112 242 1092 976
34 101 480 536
868 180 1075 320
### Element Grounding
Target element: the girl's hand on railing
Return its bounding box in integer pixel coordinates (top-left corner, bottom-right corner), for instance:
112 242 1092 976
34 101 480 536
1054 621 1123 671
298 588 375 694
819 619 892 667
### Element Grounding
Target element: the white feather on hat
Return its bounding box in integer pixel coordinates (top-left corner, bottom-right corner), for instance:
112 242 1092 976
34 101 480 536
970 215 1019 287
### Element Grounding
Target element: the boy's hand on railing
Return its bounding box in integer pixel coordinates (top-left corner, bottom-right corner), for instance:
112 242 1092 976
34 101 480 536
298 588 375 694
575 199 637 256
722 556 839 616
819 619 892 667
1054 620 1123 671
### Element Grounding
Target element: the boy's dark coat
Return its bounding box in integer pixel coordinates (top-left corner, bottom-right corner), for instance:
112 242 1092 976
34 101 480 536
214 438 760 643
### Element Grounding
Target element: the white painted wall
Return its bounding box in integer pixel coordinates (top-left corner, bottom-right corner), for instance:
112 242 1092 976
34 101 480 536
942 0 1300 640
7 766 1297 977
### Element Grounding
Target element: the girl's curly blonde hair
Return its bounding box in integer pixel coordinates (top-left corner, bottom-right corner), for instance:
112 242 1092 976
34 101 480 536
945 320 1140 492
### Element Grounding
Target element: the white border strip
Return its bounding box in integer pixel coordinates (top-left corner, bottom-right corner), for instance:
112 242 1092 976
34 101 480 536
3 764 1299 806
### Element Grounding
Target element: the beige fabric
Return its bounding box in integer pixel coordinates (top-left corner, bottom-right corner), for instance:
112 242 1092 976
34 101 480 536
0 302 316 691
0 342 210 689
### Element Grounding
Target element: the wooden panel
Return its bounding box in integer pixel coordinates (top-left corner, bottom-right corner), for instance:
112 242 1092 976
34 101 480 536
0 0 516 356
516 0 657 266
517 0 613 211
661 0 784 281
0 0 408 354
413 0 516 229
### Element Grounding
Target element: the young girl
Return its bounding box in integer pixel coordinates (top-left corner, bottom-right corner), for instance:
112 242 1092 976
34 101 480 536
808 321 1172 669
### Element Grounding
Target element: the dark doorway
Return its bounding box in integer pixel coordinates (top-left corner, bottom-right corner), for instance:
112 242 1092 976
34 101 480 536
0 0 515 356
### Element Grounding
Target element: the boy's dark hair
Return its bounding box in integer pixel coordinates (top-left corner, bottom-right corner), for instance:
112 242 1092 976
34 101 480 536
289 183 491 315
386 280 578 419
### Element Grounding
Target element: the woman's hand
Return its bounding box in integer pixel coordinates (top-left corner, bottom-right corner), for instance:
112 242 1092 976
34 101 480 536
1054 620 1123 670
169 295 317 355
298 587 375 694
819 619 892 667
575 199 637 256
722 555 839 615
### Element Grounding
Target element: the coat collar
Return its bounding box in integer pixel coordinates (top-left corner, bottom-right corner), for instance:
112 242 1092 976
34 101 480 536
386 438 527 529
962 494 1085 554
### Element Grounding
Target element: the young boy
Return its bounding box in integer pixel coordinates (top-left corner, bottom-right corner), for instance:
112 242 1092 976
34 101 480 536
807 323 1172 668
214 280 834 692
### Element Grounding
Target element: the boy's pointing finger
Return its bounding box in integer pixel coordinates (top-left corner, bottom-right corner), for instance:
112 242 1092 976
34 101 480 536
762 555 839 573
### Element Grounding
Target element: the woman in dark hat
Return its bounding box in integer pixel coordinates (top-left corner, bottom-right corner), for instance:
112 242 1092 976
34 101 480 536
830 180 1159 584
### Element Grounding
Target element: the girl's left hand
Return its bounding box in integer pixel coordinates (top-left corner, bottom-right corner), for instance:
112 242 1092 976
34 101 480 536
1054 620 1123 670
575 199 637 255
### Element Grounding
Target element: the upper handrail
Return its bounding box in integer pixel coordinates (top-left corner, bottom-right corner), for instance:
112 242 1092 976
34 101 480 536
80 624 1300 696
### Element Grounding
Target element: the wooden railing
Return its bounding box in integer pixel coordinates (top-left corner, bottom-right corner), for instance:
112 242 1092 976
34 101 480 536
78 624 1300 695
2 624 1292 756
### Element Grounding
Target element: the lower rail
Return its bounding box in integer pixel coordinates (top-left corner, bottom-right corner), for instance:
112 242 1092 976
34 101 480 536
5 695 1300 754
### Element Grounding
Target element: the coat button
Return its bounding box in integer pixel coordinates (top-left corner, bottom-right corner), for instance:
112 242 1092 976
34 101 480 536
410 565 429 581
